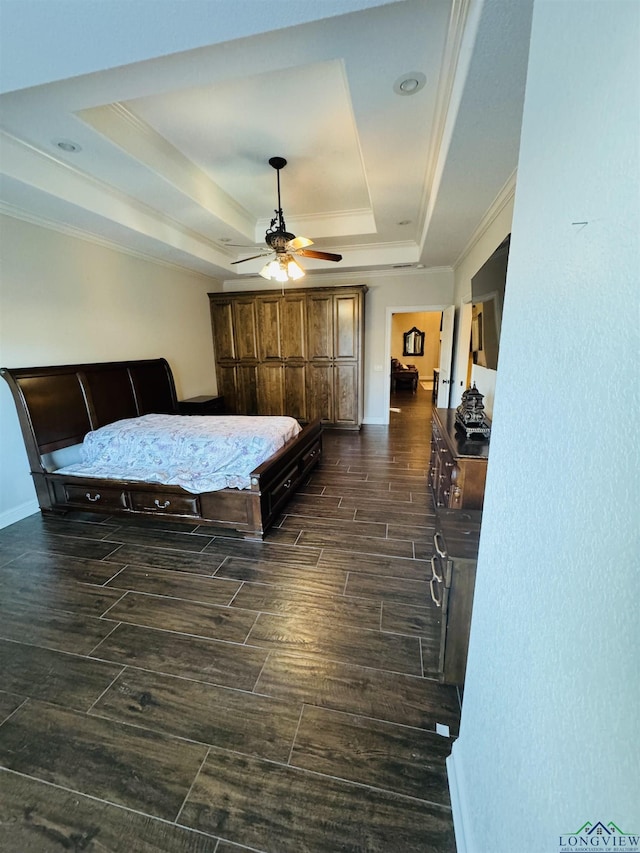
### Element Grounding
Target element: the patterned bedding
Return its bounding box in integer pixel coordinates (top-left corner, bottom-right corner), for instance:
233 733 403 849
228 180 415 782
54 414 302 493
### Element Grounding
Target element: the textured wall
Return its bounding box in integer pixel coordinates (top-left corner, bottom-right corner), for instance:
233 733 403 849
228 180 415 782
449 2 640 851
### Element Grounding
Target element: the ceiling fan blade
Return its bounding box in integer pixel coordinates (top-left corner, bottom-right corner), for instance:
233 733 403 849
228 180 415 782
231 253 271 265
286 236 313 251
297 249 343 262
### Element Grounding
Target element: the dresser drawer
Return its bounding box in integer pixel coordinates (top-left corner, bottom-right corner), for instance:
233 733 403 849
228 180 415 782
129 491 200 517
428 409 489 510
63 483 128 510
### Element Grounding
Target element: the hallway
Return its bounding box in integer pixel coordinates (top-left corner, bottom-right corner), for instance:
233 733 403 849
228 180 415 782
0 385 458 852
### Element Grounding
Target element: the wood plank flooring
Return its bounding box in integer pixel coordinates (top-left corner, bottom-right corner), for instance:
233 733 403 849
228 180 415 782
0 387 459 852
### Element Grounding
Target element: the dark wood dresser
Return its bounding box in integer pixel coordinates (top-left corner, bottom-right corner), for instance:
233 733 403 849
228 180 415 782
431 508 482 686
428 407 490 509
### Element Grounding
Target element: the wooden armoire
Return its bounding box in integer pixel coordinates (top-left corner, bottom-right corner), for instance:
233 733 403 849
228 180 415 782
208 284 367 428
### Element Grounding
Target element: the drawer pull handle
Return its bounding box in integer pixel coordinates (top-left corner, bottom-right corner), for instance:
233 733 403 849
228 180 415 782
434 532 447 558
283 478 293 490
85 492 101 502
154 499 171 509
429 575 442 608
431 555 443 583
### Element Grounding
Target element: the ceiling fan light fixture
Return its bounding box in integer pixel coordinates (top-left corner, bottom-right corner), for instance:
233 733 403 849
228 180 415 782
259 255 306 283
259 259 280 280
287 258 305 280
235 157 342 276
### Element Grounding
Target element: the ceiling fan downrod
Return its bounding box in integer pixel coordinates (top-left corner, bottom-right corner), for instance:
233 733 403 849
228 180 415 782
266 157 293 246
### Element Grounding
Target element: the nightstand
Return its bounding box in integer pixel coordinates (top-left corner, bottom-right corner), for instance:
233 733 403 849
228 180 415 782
178 395 225 415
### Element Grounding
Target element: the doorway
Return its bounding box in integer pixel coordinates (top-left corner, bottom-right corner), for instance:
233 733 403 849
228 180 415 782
385 305 452 425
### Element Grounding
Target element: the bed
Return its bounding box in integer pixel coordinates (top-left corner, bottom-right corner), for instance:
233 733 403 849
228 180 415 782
1 358 322 539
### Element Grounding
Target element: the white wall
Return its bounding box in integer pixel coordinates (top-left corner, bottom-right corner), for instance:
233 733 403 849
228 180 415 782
449 3 640 852
0 216 219 528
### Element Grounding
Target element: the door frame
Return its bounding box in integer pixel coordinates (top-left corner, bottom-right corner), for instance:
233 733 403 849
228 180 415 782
384 303 451 425
450 297 473 409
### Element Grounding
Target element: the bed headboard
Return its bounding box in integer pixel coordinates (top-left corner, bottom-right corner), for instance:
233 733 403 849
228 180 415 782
1 358 178 471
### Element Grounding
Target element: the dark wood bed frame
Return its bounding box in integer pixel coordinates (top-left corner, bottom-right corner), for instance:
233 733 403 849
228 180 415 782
1 358 322 539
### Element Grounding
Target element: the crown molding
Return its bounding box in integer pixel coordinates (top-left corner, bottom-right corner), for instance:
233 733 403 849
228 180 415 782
0 200 220 284
222 262 453 289
454 169 516 268
78 102 256 240
417 0 475 233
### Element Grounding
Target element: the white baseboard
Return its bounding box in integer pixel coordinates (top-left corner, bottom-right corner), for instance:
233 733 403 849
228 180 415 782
447 741 471 853
0 498 39 530
362 416 388 425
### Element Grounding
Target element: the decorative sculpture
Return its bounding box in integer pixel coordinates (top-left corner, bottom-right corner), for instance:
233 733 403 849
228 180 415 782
455 384 491 439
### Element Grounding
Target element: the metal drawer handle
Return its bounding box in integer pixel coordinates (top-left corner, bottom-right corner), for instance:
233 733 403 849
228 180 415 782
430 555 443 583
154 499 171 509
429 575 442 608
283 478 293 490
434 531 447 558
85 492 101 502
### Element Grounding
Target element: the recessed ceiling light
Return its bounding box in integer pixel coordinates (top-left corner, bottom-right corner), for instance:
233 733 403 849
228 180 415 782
53 139 82 153
393 72 426 96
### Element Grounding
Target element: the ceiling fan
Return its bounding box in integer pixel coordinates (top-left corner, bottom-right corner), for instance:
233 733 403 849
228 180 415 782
231 157 342 281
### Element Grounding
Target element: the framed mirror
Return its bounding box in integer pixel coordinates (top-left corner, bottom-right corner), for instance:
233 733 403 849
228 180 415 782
403 326 425 357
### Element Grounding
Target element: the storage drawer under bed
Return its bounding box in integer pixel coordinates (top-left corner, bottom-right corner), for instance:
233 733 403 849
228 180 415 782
300 439 322 474
129 490 201 517
61 482 128 510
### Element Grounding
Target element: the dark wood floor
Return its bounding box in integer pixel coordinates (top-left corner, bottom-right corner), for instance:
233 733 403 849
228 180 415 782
0 384 459 852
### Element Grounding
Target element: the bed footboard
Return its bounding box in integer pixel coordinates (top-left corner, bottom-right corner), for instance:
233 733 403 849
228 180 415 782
198 418 321 537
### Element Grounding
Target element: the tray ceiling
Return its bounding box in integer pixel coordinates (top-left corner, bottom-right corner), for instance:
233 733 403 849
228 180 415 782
0 0 533 281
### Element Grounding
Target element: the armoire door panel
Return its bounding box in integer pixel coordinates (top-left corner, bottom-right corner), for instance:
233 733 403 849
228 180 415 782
256 297 282 360
236 364 258 415
334 362 359 426
210 301 236 361
216 365 238 414
233 300 258 361
257 364 284 415
281 296 306 359
284 364 307 421
307 295 333 359
307 363 333 424
334 294 359 360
